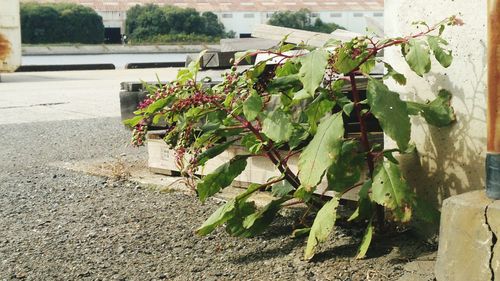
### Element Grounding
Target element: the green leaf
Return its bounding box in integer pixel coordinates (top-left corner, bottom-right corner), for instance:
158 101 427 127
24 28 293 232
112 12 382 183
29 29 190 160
292 228 311 238
298 113 344 191
371 161 415 222
145 96 172 114
276 60 300 77
241 133 263 154
402 39 431 77
195 139 236 167
272 180 295 197
355 220 374 259
123 116 144 127
359 58 376 74
267 74 302 93
305 96 335 134
248 61 267 80
288 123 309 150
197 155 249 202
241 198 286 235
196 199 236 235
406 89 456 127
383 63 407 86
334 43 369 74
262 109 294 142
367 79 411 151
243 91 263 121
348 180 373 222
304 197 339 260
294 186 313 202
413 197 440 224
427 35 453 68
342 102 355 116
298 49 329 97
326 140 364 192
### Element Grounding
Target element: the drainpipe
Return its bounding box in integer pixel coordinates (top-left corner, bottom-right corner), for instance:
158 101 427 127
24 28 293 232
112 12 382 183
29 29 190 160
487 0 500 199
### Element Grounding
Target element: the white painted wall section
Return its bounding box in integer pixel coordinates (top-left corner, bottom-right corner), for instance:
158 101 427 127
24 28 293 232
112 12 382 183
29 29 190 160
384 0 487 206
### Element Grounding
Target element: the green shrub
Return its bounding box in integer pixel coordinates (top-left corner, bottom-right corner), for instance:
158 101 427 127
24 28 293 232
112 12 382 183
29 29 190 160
131 33 220 45
125 4 226 43
268 9 344 33
21 3 104 44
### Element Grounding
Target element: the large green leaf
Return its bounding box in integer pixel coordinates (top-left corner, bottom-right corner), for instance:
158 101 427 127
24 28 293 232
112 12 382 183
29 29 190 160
304 197 339 260
298 113 344 191
326 140 364 192
196 199 236 235
406 89 456 127
243 90 263 121
197 155 249 202
371 161 415 222
262 109 294 142
402 39 431 77
271 180 295 197
298 49 329 97
367 79 411 151
427 35 452 68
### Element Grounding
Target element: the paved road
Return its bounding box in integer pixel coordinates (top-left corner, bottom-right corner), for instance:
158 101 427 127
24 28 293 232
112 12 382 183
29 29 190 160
0 69 180 124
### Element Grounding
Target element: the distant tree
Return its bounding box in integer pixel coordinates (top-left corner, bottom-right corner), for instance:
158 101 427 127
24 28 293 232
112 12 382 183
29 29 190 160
268 9 344 33
20 3 104 44
125 5 227 42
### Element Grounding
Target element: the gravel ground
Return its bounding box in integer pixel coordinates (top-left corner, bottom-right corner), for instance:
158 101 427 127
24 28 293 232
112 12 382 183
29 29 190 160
0 117 436 280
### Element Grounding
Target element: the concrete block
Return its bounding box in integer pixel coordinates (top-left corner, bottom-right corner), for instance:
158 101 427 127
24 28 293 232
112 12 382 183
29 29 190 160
435 191 497 281
220 38 278 52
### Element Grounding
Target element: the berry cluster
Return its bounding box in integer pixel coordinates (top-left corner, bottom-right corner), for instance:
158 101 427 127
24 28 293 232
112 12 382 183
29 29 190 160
131 123 148 147
171 91 223 112
138 84 179 110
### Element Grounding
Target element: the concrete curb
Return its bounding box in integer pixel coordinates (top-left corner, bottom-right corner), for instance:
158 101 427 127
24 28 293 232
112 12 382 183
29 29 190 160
16 64 116 72
22 44 221 56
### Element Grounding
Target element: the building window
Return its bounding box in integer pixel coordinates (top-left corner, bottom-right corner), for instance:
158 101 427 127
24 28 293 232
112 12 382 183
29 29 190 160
244 13 255 18
353 13 363 17
373 12 383 17
311 13 319 17
330 13 342 18
221 13 233 18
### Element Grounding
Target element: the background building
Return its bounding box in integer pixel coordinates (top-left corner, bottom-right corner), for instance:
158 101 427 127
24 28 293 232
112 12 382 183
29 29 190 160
21 0 384 39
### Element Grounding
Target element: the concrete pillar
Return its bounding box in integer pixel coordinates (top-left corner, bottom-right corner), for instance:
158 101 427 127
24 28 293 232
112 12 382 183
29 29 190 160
384 0 487 206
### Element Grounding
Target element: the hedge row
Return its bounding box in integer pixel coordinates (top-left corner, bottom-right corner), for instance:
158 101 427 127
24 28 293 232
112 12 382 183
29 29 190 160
21 3 104 44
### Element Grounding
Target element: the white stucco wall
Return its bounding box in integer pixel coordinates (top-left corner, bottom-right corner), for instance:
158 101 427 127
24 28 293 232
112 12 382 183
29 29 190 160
384 0 487 206
0 0 21 72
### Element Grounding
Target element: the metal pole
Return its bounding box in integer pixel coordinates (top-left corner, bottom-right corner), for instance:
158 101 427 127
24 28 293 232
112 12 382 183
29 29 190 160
487 0 500 199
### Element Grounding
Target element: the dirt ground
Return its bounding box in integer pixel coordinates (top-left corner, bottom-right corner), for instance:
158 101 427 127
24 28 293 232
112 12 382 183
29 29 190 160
0 118 436 280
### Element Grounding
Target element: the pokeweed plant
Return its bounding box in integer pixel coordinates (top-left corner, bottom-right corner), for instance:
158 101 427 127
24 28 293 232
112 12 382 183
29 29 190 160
126 16 462 260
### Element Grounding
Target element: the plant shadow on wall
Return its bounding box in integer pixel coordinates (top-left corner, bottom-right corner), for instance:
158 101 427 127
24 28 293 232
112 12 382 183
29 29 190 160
126 16 463 260
398 40 487 208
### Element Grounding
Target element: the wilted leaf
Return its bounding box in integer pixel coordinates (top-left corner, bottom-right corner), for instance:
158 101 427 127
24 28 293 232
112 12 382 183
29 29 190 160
427 35 452 68
356 220 374 259
326 140 364 192
402 39 431 77
371 161 415 222
406 89 456 127
304 197 339 260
